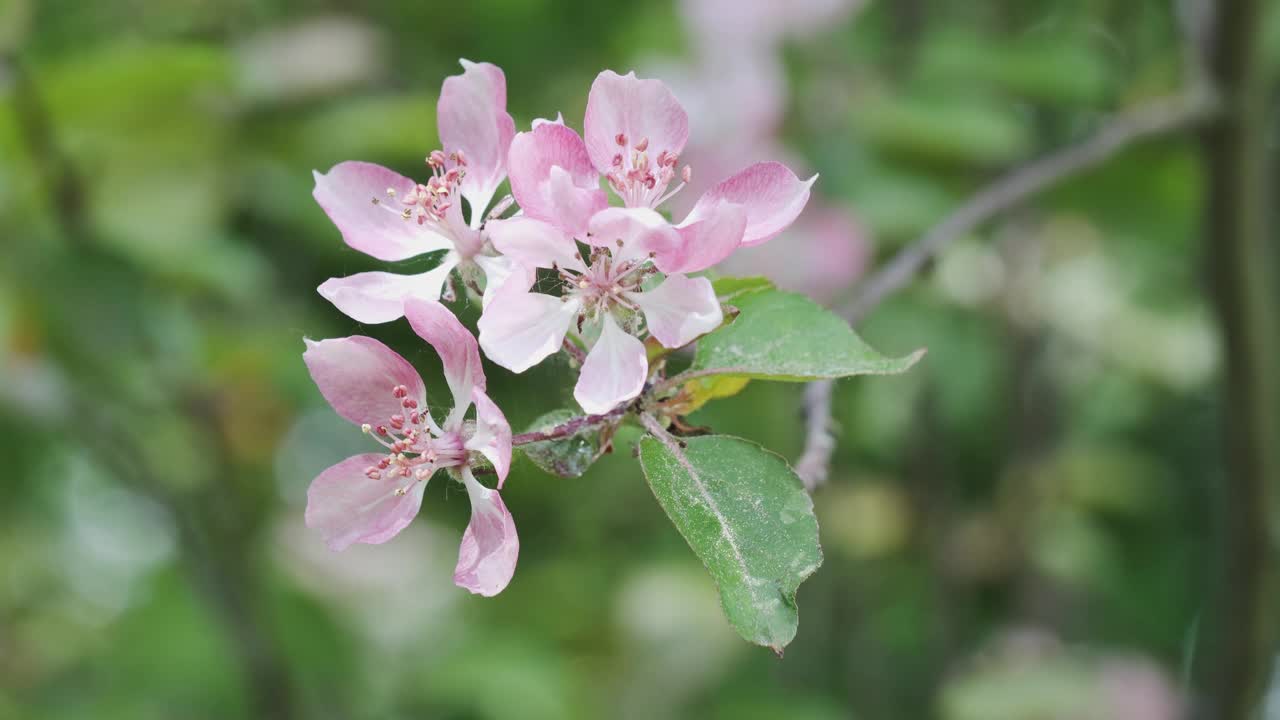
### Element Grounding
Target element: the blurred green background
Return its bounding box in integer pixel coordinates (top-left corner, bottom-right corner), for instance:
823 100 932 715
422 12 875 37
2 0 1277 718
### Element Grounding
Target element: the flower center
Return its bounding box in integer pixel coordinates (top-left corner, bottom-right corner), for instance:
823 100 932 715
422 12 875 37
371 150 468 227
360 384 469 495
557 244 657 322
605 134 691 209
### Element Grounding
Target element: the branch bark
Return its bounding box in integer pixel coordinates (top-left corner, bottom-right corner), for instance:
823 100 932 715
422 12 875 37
1200 0 1280 714
841 88 1217 325
511 405 628 446
793 77 1220 492
794 379 837 491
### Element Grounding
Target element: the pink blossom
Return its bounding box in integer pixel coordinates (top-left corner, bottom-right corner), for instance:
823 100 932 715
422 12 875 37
312 60 520 324
302 299 517 596
478 210 724 414
478 70 813 413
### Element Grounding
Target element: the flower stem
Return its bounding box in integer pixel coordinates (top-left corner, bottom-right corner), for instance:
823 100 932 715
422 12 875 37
512 405 628 447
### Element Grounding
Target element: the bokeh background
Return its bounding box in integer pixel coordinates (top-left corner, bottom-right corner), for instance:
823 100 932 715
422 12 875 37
2 0 1278 718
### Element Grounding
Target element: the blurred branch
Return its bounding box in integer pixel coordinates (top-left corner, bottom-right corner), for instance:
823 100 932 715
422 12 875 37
1199 0 1280 714
841 87 1218 325
4 54 90 248
794 53 1222 493
794 379 836 491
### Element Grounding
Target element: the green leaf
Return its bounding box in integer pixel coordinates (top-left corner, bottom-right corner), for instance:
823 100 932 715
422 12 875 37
637 433 822 652
689 288 924 382
711 275 775 301
519 410 603 479
676 375 752 415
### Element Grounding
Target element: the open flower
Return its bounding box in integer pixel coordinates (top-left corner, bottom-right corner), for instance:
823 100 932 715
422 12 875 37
477 69 815 414
302 299 517 596
478 210 725 414
312 60 519 323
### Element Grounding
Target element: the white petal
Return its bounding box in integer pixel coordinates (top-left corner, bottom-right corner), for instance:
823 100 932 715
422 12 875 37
573 314 648 414
465 387 513 487
403 298 486 420
453 468 519 596
473 253 534 309
629 274 724 348
478 286 580 373
317 256 459 324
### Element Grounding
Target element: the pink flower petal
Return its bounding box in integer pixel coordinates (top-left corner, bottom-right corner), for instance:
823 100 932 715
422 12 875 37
531 112 565 128
666 198 748 274
685 161 816 247
507 123 607 236
317 256 459 324
629 274 724 348
313 162 456 262
584 70 689 175
473 253 535 308
478 285 581 373
587 207 683 267
454 469 519 596
303 336 426 428
715 203 870 302
466 387 512 487
403 298 485 421
573 313 648 414
305 453 429 551
437 59 516 217
485 216 584 272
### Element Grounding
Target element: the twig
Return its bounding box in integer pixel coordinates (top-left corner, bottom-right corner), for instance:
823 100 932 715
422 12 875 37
791 81 1220 493
794 379 837 491
6 54 90 248
841 86 1218 325
512 405 628 446
560 337 587 365
639 412 685 450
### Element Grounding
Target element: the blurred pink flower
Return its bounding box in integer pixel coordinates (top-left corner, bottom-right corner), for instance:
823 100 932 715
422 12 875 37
1099 658 1185 720
302 299 517 597
312 60 520 323
716 204 870 303
654 0 871 301
680 0 864 52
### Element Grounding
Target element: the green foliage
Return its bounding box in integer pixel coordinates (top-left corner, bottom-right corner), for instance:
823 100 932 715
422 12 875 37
915 30 1112 106
689 287 925 382
638 434 822 652
710 275 776 301
852 90 1033 165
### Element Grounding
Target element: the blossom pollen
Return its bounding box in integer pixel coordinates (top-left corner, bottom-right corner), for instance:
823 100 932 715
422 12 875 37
553 242 658 326
605 135 690 209
368 150 468 227
354 383 471 491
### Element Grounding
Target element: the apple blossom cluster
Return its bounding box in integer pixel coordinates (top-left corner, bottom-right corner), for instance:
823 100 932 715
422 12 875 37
302 60 814 596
